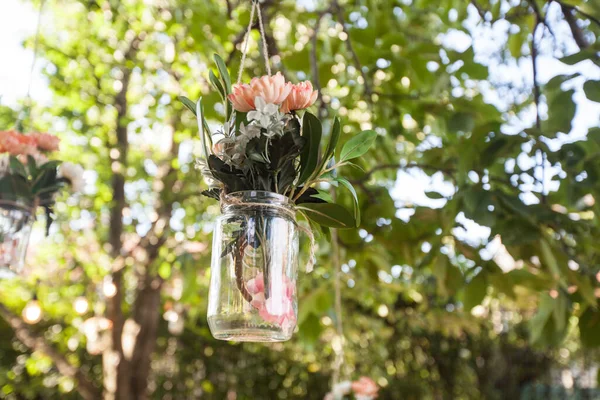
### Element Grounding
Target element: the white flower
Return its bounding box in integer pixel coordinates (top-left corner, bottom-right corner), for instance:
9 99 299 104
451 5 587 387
195 158 221 189
239 123 262 140
247 96 280 128
58 162 85 192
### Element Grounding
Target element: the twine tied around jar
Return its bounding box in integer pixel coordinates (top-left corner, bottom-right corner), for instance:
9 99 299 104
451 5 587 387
220 191 317 273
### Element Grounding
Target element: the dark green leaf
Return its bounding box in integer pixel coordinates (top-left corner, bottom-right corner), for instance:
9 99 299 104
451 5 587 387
463 273 487 311
316 116 341 174
9 156 27 178
297 112 322 185
580 307 600 348
583 80 600 102
425 191 445 200
297 203 355 229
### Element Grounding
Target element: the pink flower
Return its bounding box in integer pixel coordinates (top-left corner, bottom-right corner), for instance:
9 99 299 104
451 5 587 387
281 81 318 113
30 133 60 152
246 272 297 331
247 273 265 295
229 84 257 112
352 377 379 399
228 72 292 112
0 131 37 156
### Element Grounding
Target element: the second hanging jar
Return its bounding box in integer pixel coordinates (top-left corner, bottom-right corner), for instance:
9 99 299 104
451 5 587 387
0 197 35 279
208 191 299 342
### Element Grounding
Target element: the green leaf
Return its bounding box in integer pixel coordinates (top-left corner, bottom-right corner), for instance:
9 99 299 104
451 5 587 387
508 33 524 58
463 273 487 311
9 156 27 178
310 189 333 203
335 177 360 227
195 98 211 162
543 89 576 135
448 112 475 133
339 130 377 161
583 80 600 102
579 307 600 348
539 239 561 282
179 96 197 116
316 116 341 175
298 112 322 185
529 293 555 344
209 69 226 101
297 203 355 229
214 54 232 94
425 191 445 200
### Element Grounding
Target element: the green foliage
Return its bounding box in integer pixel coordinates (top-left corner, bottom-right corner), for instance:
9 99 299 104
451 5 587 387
1 0 599 398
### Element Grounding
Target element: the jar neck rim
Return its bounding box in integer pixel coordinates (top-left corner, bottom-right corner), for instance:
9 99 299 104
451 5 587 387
224 191 292 205
221 191 295 214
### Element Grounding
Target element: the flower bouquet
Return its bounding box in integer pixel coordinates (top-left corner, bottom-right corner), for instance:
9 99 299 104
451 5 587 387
0 130 83 277
181 55 376 342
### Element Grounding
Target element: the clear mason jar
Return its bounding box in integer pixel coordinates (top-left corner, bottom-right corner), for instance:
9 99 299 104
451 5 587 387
0 198 35 279
208 191 299 342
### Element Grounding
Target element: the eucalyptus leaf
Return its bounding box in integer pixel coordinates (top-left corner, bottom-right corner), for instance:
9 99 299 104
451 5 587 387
214 53 232 94
179 96 197 116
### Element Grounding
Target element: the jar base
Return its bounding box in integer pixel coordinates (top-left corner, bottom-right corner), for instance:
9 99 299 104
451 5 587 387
208 315 292 342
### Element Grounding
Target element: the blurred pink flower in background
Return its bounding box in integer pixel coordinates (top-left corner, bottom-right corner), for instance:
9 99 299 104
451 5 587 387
352 377 379 399
30 132 60 151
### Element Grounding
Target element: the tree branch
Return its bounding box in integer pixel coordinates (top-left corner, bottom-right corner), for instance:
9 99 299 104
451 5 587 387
0 304 101 400
106 34 141 399
310 8 331 119
560 4 589 49
332 0 372 95
528 9 547 203
470 0 486 21
555 0 600 28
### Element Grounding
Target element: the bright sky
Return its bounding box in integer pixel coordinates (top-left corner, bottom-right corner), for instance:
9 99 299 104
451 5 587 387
1 0 599 257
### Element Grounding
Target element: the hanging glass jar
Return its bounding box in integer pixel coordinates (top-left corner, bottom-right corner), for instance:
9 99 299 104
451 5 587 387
0 197 34 279
208 191 299 342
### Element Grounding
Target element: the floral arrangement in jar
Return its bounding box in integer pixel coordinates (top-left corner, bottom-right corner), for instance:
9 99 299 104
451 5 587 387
181 55 376 342
0 130 84 277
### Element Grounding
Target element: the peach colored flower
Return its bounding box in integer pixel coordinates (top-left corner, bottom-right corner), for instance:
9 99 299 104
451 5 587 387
229 84 257 112
228 72 292 112
31 133 60 152
352 377 379 398
0 131 37 156
281 81 318 113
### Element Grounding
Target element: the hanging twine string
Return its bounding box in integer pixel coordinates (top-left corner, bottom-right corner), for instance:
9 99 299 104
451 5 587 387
236 0 272 85
220 192 316 272
15 0 46 132
330 190 346 387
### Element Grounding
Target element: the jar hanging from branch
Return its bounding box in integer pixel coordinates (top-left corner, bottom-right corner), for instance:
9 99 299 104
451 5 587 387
0 131 84 277
180 48 376 341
